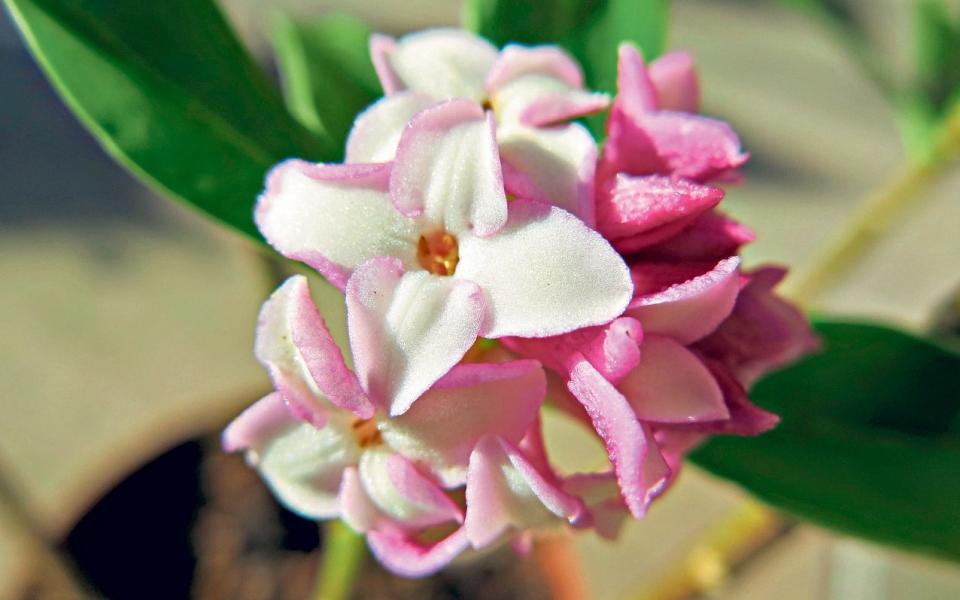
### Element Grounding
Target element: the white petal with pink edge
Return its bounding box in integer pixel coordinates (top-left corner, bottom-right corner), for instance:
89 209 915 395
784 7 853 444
346 258 486 416
455 199 633 338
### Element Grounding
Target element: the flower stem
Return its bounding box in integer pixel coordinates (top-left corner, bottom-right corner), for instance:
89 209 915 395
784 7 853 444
535 533 588 600
312 520 366 600
785 106 960 307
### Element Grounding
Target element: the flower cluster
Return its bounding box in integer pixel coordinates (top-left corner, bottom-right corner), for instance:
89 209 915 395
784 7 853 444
224 29 816 577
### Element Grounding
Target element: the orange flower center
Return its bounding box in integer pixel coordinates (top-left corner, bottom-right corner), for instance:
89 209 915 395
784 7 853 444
351 418 382 449
417 231 459 276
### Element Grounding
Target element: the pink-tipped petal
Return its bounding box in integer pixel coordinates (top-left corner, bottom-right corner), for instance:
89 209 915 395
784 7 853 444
616 43 659 116
359 449 463 528
285 276 374 418
255 161 419 290
465 435 584 548
649 51 700 113
338 466 386 533
520 91 610 127
346 92 436 163
225 394 360 519
388 29 499 102
255 276 372 421
346 258 486 416
498 123 597 225
694 359 781 435
563 472 629 540
618 335 728 424
598 174 724 248
456 199 633 338
222 392 292 453
390 100 507 236
381 360 546 487
633 111 748 182
641 210 756 262
486 45 584 91
627 256 741 344
370 34 404 94
696 266 819 386
501 317 643 383
367 526 470 578
567 358 669 518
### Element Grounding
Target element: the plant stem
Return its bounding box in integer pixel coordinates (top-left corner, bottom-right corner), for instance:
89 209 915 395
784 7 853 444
535 533 589 600
785 107 960 307
312 520 366 600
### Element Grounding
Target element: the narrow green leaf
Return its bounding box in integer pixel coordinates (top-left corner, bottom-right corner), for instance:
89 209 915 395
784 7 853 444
5 0 334 240
272 12 381 159
692 320 960 561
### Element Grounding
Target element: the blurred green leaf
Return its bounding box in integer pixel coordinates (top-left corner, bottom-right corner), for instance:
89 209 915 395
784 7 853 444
894 2 960 164
692 320 960 561
272 12 381 158
5 0 334 240
463 0 669 135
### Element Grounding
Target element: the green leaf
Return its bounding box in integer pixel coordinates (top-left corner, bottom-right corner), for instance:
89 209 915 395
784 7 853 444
915 1 960 113
463 0 669 135
272 12 381 159
5 0 335 240
692 320 960 561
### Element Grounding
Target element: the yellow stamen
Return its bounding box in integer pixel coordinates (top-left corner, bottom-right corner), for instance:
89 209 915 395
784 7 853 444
416 231 459 276
350 418 382 448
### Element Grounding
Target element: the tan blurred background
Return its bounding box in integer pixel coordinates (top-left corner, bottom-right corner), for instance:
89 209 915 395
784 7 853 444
2 0 960 598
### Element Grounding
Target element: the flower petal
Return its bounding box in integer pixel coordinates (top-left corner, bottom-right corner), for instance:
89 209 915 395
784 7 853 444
359 448 463 528
627 256 741 344
256 161 419 290
255 277 365 422
501 317 643 383
346 258 486 415
367 526 470 578
695 266 819 386
633 111 749 182
390 100 507 236
388 29 499 102
486 45 584 91
225 394 360 519
338 465 386 533
380 360 546 487
649 51 700 113
456 198 633 338
370 34 404 94
465 435 584 549
567 358 669 518
641 210 755 262
520 91 611 127
597 174 724 250
615 42 658 116
498 123 597 225
346 92 436 163
563 472 629 540
259 276 373 420
618 335 728 424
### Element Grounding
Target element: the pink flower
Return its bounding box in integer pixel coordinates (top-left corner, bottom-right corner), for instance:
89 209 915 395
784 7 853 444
224 274 558 576
351 29 607 222
257 99 632 414
502 44 816 519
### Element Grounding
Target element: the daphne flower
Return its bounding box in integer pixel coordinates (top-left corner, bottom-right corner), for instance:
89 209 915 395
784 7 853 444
225 273 552 576
348 29 607 222
258 100 632 414
501 45 816 519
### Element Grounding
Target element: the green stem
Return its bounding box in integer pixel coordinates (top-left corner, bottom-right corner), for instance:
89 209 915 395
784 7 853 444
785 107 960 307
313 520 366 600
